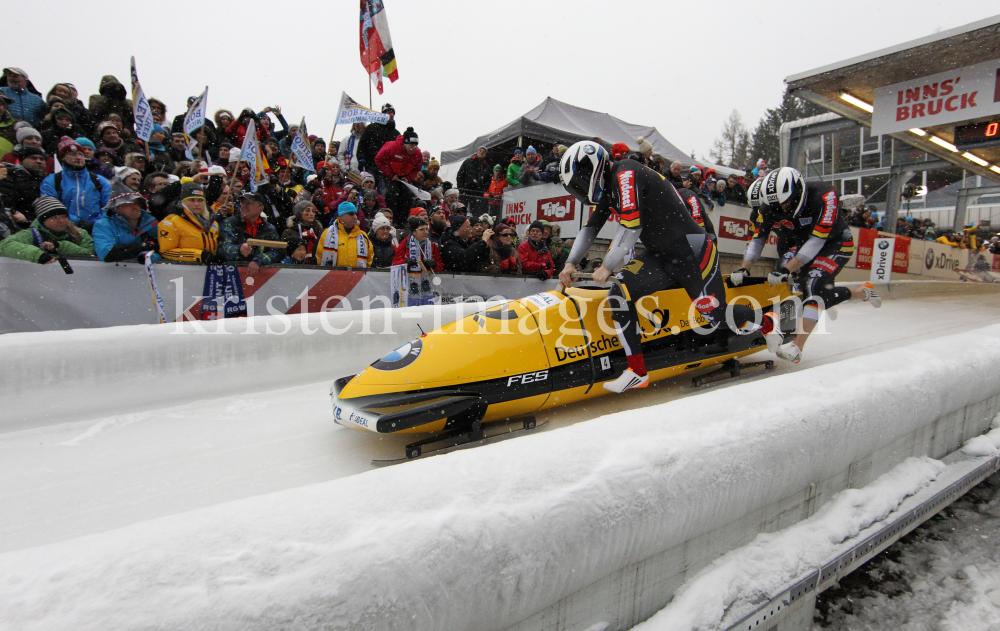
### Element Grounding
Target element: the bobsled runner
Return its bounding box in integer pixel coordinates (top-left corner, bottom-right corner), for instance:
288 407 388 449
332 274 797 462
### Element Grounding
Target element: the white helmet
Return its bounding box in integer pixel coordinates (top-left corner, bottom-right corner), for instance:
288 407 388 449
747 177 765 209
559 140 609 205
763 167 805 215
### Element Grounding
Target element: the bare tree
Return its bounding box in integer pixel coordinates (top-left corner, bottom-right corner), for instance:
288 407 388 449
710 110 749 168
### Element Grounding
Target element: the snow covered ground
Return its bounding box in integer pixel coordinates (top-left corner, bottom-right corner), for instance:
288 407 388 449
814 456 1000 631
0 291 998 555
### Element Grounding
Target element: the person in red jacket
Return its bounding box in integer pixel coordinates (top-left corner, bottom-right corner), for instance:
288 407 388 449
225 108 271 147
518 220 555 279
375 126 422 223
483 164 507 215
392 216 443 272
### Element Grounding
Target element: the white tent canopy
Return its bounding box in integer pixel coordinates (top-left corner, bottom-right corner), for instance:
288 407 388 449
440 97 743 178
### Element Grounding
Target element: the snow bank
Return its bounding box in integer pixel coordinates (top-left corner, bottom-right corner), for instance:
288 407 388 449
632 457 946 631
2 325 1000 631
0 303 492 433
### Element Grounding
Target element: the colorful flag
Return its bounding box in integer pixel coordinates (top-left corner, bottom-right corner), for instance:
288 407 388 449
183 133 199 161
183 86 209 136
238 120 270 192
334 92 390 126
359 0 398 95
130 57 154 143
290 116 315 172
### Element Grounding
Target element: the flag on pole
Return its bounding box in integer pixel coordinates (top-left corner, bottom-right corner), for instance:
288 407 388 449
239 120 270 192
290 117 315 172
130 57 155 143
183 133 199 161
359 0 398 95
334 92 390 125
183 87 209 136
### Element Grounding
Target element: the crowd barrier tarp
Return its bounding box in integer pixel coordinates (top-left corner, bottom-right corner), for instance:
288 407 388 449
0 258 559 334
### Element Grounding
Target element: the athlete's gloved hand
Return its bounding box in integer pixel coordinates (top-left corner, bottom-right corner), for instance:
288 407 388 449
767 267 791 286
536 270 550 281
730 268 748 286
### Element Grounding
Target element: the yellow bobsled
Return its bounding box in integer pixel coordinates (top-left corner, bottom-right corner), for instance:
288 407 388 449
332 276 795 460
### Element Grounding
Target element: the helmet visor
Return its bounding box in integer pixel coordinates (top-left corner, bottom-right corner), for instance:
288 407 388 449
565 157 595 204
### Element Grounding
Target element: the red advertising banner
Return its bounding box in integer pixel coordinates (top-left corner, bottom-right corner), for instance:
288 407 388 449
856 228 875 270
993 253 1000 273
892 235 910 274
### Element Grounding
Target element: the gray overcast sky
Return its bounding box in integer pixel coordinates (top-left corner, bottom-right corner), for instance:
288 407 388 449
4 1 997 163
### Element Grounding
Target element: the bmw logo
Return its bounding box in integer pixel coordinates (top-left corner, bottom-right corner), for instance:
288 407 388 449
877 241 890 250
925 249 934 269
584 145 596 154
372 338 423 371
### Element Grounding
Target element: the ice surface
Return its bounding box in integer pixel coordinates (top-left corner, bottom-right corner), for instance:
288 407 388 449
1 317 1000 630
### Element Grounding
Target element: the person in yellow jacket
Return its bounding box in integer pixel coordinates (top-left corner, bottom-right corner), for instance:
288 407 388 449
316 201 374 267
158 182 224 263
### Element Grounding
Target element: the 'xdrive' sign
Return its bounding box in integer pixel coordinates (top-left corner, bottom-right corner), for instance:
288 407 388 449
871 58 1000 135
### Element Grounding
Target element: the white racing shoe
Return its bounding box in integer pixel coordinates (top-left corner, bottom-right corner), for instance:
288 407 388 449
604 369 649 393
776 342 803 364
861 282 882 308
763 311 783 353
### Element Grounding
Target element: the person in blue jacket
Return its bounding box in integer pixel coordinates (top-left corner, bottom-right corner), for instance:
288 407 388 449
92 180 159 262
39 137 110 231
0 68 46 127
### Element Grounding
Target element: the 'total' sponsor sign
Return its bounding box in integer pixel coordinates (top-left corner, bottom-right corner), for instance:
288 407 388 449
871 58 1000 135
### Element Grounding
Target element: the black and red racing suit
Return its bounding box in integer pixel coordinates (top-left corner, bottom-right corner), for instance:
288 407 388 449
565 160 763 370
743 181 856 317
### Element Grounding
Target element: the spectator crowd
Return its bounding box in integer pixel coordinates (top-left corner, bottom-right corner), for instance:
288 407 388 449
1 65 995 283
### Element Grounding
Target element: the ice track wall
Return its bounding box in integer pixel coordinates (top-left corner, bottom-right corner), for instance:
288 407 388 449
0 304 487 433
2 324 1000 630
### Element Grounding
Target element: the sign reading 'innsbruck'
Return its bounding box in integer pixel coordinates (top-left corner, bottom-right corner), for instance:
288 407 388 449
871 58 1000 135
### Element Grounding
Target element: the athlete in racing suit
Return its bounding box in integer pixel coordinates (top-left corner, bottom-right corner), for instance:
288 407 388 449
730 167 880 363
677 187 716 239
557 144 781 393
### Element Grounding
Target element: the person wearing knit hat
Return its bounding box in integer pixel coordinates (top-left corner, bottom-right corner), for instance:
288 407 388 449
282 236 310 265
115 167 143 192
518 220 554 279
38 136 111 230
409 207 429 220
439 213 491 273
519 145 544 185
507 149 525 187
316 200 374 267
92 181 158 262
611 142 631 160
392 215 444 275
75 137 95 153
282 201 324 255
368 212 397 267
637 137 654 158
157 181 223 264
15 126 41 146
0 195 95 264
422 156 443 191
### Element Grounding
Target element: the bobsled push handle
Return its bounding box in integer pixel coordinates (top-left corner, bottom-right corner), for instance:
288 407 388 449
566 272 626 297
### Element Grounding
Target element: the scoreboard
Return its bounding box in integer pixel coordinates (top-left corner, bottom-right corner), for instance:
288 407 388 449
954 120 1000 151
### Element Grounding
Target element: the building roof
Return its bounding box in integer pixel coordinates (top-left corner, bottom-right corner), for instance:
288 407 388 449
784 16 1000 181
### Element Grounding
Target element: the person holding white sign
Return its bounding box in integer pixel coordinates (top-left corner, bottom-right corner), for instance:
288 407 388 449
730 167 881 365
